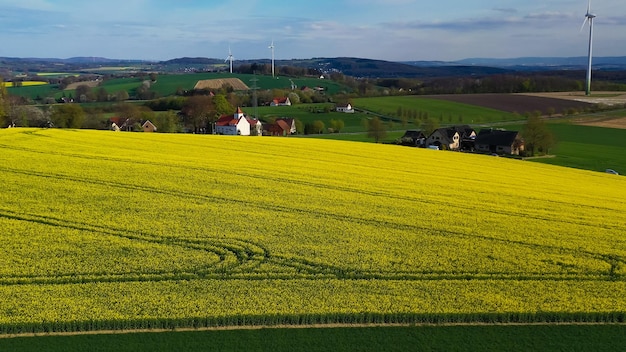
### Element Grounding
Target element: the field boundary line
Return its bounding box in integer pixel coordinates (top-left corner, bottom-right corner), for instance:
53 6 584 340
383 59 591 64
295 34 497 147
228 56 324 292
2 322 625 339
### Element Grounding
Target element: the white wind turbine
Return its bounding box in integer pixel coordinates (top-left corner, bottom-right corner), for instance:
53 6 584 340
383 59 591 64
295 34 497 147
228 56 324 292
225 46 234 74
580 0 596 96
268 40 275 77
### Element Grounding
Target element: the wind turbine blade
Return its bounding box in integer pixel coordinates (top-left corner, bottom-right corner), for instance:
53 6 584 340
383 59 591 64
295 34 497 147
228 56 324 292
587 0 591 14
580 17 589 32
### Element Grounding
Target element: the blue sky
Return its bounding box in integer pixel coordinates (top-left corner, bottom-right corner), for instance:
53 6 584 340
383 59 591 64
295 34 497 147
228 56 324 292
0 0 624 61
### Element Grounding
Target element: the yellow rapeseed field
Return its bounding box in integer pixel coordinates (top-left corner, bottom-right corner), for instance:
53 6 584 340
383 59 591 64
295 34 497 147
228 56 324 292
0 128 624 332
3 81 48 87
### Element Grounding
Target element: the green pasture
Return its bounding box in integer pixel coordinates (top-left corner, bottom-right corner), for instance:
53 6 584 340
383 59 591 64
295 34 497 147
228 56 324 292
352 96 520 125
149 73 345 96
253 104 369 133
1 325 623 352
527 123 626 174
6 84 59 100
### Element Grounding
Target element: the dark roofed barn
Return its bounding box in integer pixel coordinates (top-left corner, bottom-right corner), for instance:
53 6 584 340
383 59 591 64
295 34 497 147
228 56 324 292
475 129 525 155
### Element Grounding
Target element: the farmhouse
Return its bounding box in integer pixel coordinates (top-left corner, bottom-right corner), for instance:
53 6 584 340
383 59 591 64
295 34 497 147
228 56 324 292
400 130 427 147
215 107 261 136
142 120 157 133
452 125 477 151
475 129 525 155
270 97 291 106
426 128 461 150
262 118 297 136
336 103 354 113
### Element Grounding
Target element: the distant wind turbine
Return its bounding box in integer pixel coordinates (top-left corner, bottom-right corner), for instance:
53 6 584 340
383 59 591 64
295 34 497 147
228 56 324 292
580 0 596 96
225 46 234 74
269 40 275 77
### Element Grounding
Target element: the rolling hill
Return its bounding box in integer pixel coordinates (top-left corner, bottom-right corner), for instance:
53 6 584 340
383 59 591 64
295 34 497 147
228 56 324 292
0 128 624 335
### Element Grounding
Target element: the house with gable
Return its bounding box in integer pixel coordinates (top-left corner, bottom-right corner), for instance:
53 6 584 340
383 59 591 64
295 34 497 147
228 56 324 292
451 125 477 151
336 103 354 113
275 118 296 135
475 129 525 155
142 120 157 133
426 127 461 150
215 107 260 136
270 97 291 106
400 130 427 147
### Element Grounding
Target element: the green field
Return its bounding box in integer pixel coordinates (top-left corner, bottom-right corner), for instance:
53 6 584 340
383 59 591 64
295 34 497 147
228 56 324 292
6 84 59 100
5 72 347 101
498 122 626 174
352 96 520 124
2 325 625 352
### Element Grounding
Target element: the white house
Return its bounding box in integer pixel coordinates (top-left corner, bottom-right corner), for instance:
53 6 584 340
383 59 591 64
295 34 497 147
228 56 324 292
142 120 157 133
215 107 261 136
336 103 354 113
426 128 461 150
270 97 291 106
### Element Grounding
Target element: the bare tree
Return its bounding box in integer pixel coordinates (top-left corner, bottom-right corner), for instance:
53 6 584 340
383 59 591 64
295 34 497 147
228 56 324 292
367 117 387 143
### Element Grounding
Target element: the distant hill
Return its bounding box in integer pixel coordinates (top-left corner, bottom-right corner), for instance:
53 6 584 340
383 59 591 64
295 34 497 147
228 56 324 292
162 57 224 65
2 55 626 79
159 56 512 78
404 56 626 71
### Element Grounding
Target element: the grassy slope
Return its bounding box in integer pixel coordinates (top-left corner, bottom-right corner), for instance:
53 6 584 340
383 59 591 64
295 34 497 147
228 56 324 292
501 122 626 174
352 96 520 124
533 123 626 174
2 325 625 352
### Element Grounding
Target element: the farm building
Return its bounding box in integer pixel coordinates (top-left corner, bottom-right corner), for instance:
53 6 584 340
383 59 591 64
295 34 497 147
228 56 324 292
336 103 354 113
475 129 525 155
276 118 296 134
400 130 427 147
264 120 291 136
215 107 261 136
142 120 157 133
270 97 291 106
426 128 461 150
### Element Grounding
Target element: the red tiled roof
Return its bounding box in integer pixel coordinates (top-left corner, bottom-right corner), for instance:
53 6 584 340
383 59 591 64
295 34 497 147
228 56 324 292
275 120 290 131
216 115 238 126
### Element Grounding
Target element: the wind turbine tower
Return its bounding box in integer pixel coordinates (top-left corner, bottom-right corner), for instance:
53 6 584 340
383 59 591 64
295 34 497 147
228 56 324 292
225 46 234 74
269 40 275 77
581 0 596 96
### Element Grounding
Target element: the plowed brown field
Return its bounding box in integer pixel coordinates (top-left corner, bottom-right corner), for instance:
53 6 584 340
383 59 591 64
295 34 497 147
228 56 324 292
194 78 249 91
427 93 592 115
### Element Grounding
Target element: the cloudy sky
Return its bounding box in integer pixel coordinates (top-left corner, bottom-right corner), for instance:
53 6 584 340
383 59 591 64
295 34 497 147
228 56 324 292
0 0 624 62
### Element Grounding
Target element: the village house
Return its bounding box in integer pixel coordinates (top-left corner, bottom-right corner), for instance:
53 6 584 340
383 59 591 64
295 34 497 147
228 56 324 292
215 107 261 136
336 103 355 113
264 118 297 136
475 129 525 155
426 127 461 150
142 120 157 133
400 130 427 147
270 97 291 106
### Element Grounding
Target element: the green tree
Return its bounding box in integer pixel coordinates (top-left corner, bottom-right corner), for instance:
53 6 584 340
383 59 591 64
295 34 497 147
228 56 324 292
182 95 215 133
154 111 180 133
421 117 440 137
522 115 555 156
312 120 325 134
213 94 234 117
287 92 300 105
367 117 387 143
116 90 130 101
51 104 85 128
